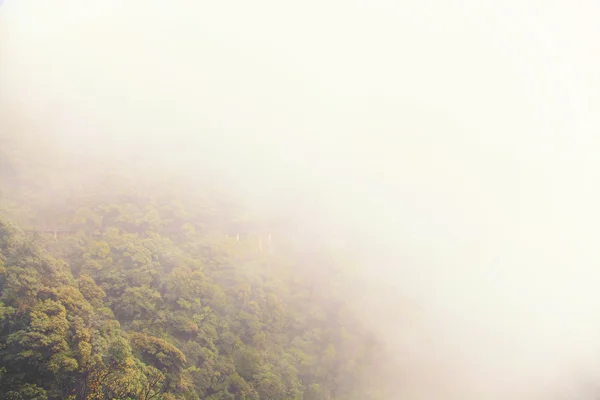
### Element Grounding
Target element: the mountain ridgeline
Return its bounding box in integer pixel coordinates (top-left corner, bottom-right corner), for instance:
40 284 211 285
0 140 390 399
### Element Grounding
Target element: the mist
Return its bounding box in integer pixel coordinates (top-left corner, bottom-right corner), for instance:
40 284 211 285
2 0 600 398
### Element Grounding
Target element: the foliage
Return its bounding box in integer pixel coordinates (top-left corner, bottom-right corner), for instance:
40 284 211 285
0 142 388 399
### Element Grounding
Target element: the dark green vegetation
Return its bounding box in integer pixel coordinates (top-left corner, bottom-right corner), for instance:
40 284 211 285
0 138 389 399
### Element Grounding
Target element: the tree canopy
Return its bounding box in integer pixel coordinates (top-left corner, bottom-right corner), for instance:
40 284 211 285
0 139 391 399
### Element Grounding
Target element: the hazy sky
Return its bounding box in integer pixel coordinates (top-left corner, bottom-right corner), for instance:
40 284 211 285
2 1 600 398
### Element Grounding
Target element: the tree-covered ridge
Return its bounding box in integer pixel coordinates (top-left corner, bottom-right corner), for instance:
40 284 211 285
0 187 387 399
0 134 391 398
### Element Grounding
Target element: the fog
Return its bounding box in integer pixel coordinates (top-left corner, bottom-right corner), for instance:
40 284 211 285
2 0 600 398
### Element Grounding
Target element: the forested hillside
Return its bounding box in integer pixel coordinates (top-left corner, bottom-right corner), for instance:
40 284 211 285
0 138 390 399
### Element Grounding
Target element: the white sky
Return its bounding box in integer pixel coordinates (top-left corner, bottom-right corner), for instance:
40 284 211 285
2 1 600 398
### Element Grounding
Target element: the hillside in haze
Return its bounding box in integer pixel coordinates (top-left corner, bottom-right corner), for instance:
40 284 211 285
0 138 393 400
